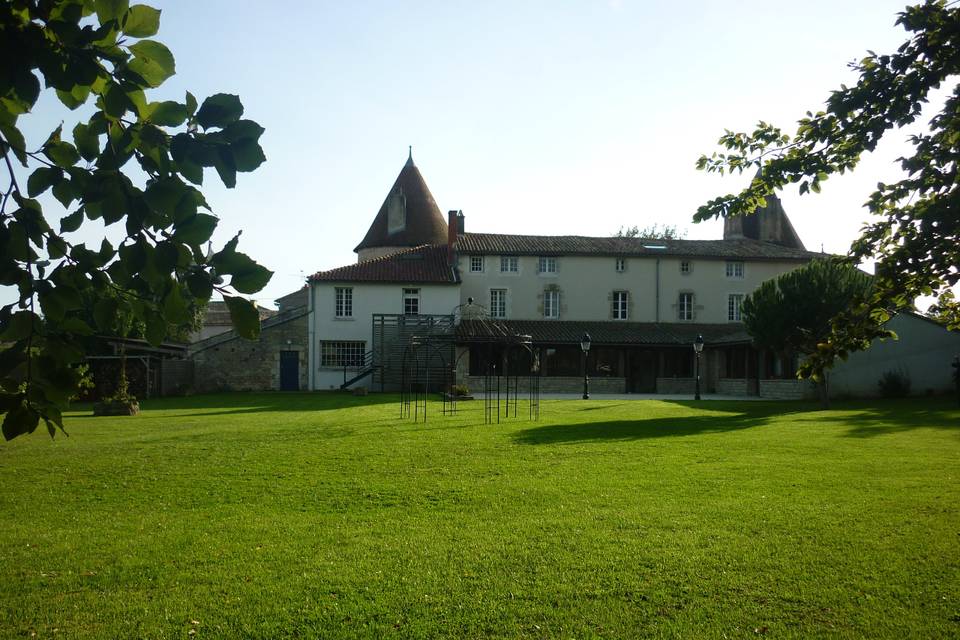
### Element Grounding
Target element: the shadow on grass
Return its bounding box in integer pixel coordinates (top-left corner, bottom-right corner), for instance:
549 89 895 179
838 403 960 438
513 412 778 445
69 391 400 419
513 398 960 445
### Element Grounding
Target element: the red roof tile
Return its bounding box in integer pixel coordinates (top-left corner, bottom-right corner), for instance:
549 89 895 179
309 245 458 284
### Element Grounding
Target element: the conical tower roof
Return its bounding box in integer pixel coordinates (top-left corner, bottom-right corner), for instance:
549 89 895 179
354 150 448 254
723 171 806 250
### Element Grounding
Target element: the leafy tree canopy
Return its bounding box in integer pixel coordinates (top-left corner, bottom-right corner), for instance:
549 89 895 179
614 223 687 239
743 260 874 370
0 0 271 439
695 0 960 378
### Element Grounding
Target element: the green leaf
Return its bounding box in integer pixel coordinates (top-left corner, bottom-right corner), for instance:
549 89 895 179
0 122 28 166
144 310 166 346
172 213 218 245
224 119 265 143
102 82 133 118
214 147 236 188
96 0 129 23
45 142 80 168
1 311 41 341
178 158 203 185
60 317 94 336
127 40 176 88
55 84 91 110
231 139 266 172
163 284 189 324
185 91 197 116
73 122 100 161
60 209 85 233
122 4 160 37
93 298 118 332
223 295 260 339
27 168 63 198
2 401 40 441
186 271 213 299
196 93 243 129
230 263 273 294
145 100 187 126
52 179 80 208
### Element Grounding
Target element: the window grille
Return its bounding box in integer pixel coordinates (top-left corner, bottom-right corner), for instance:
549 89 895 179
470 256 484 272
613 291 629 320
726 261 744 278
500 256 518 272
728 294 744 321
543 289 559 319
678 292 693 321
490 289 507 318
403 288 420 316
335 287 352 318
320 341 365 367
538 256 557 273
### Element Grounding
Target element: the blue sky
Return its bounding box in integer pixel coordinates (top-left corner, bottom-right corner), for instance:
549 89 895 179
10 0 929 307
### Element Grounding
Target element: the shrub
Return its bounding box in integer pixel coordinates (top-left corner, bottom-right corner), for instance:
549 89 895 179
451 384 470 397
878 368 912 398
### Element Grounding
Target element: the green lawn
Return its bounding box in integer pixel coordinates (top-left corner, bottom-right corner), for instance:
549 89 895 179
0 394 958 639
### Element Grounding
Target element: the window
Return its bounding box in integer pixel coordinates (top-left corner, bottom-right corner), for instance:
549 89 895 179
680 260 691 274
490 289 507 318
615 257 626 273
726 261 744 278
538 256 557 273
678 292 694 321
612 291 629 320
728 294 744 321
320 341 365 367
470 256 484 272
500 256 518 272
543 289 559 319
335 287 352 318
403 288 420 316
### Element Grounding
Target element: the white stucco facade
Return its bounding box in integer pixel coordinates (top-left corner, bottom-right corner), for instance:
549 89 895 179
309 282 460 390
829 313 960 397
457 254 807 323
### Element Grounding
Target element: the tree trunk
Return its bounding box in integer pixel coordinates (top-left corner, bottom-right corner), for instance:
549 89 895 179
816 373 830 409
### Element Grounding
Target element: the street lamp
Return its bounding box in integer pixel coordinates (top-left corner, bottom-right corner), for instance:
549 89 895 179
693 334 704 401
580 332 592 400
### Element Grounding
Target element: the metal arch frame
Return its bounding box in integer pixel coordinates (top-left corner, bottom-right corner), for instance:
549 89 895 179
397 299 543 424
400 333 456 423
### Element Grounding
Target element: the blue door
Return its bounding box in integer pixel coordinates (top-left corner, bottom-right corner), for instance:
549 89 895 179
280 351 299 391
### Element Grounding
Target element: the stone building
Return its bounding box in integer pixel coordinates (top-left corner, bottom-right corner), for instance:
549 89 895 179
192 150 959 398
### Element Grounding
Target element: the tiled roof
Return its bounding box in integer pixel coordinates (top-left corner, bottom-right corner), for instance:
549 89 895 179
202 300 276 326
309 245 458 284
354 155 449 252
458 319 752 346
457 233 823 261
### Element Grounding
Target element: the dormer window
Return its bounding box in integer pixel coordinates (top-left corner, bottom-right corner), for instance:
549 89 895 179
386 187 406 234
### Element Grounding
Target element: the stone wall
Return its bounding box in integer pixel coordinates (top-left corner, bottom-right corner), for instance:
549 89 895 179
191 310 308 392
656 377 695 394
462 375 625 394
716 378 748 396
759 379 816 400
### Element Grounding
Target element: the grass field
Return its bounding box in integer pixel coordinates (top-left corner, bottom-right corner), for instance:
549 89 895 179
0 393 958 639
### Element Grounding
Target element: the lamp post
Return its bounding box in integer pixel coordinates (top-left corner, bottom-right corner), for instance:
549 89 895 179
693 334 704 401
580 332 592 400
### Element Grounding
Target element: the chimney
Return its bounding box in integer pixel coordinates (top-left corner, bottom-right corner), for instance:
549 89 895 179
447 210 459 266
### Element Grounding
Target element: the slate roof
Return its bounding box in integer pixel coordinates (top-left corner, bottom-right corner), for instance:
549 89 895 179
354 153 449 253
458 319 753 346
457 233 822 261
309 245 458 284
